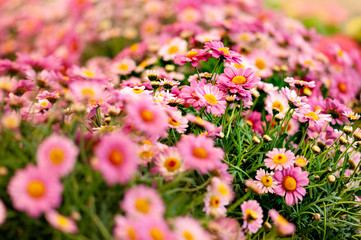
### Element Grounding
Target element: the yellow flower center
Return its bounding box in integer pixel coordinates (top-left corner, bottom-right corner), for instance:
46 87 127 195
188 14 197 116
218 47 230 55
210 196 221 207
27 180 46 198
49 148 65 165
130 44 139 52
192 147 208 159
135 198 150 214
261 175 273 187
337 82 347 93
139 150 153 160
169 117 180 127
133 88 144 94
108 150 123 166
163 158 180 172
255 59 266 70
81 88 95 98
150 228 163 240
218 185 228 196
246 209 259 223
57 216 68 227
234 63 245 69
83 70 95 77
272 101 284 112
127 227 137 240
140 109 154 122
304 60 315 67
296 157 307 167
282 176 297 191
118 64 129 71
186 51 198 58
183 231 194 240
168 46 179 54
305 111 319 120
204 94 218 104
273 154 288 164
277 215 289 226
232 75 247 85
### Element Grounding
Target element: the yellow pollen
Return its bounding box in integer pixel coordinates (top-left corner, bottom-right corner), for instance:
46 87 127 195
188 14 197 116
296 157 307 167
218 47 230 55
272 101 284 112
305 111 319 120
232 75 247 85
186 50 198 58
139 150 153 160
163 158 180 172
255 59 266 70
273 154 288 164
40 100 48 108
203 94 218 105
83 70 95 77
81 88 95 98
183 231 194 240
210 196 220 207
218 185 228 195
261 175 273 187
314 106 322 112
27 181 46 198
169 118 180 127
192 147 208 159
118 64 129 71
246 209 259 223
135 198 150 214
168 46 179 54
282 176 297 191
140 110 154 122
109 150 123 166
150 228 163 240
57 216 68 227
49 148 65 165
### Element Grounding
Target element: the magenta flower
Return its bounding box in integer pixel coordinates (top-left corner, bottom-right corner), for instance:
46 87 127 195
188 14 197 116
93 134 138 186
273 167 309 206
264 148 295 171
320 98 349 124
174 48 211 67
179 80 206 110
177 134 224 174
36 135 78 177
241 200 263 234
205 41 242 64
8 164 63 217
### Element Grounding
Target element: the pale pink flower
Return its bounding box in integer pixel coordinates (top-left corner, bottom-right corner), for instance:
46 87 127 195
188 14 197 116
174 48 211 67
241 200 263 234
45 211 78 234
138 218 176 240
264 148 295 171
205 41 242 64
0 200 6 226
284 77 315 88
255 169 277 194
203 191 227 218
208 177 235 204
113 215 139 240
173 216 211 240
196 84 227 116
158 37 188 61
110 58 136 75
269 209 296 235
155 147 185 179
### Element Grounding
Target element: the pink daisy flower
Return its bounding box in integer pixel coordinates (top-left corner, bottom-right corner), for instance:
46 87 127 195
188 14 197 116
121 185 165 220
264 148 295 171
45 211 78 234
320 98 349 124
138 218 176 240
273 167 309 206
0 199 6 226
166 107 188 134
177 134 224 174
93 134 138 186
343 110 360 122
247 50 277 78
173 216 211 240
294 108 332 128
265 91 289 116
208 177 235 204
158 37 188 61
8 164 63 217
179 80 205 110
241 200 263 234
281 87 308 109
113 215 139 240
37 135 78 177
210 217 245 240
174 48 211 67
269 209 296 235
195 84 227 116
203 191 227 218
110 58 136 75
155 147 185 179
205 41 242 64
126 96 169 137
255 169 277 194
284 77 315 88
295 156 309 168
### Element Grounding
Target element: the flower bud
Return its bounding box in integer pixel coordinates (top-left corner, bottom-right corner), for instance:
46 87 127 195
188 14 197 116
314 175 320 180
314 214 321 220
312 145 321 154
353 129 361 140
327 167 332 172
252 136 261 144
70 211 82 221
0 166 8 176
165 64 175 72
226 95 236 103
280 65 289 72
263 135 272 142
272 65 281 72
275 114 283 122
343 126 353 134
264 221 272 229
328 174 336 183
339 136 348 145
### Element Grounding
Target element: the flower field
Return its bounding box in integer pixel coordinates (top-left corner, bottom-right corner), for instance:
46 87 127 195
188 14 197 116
1 0 361 239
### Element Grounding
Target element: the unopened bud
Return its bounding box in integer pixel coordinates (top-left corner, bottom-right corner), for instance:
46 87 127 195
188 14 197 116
327 167 332 172
264 221 272 229
314 213 321 220
252 136 261 144
226 96 236 103
328 174 336 183
108 107 120 116
275 114 283 122
312 145 321 154
340 215 345 220
0 166 8 176
343 126 353 134
272 65 281 72
70 211 81 221
339 136 348 145
147 70 158 81
280 65 289 72
104 117 111 123
263 135 272 142
314 175 320 180
165 64 175 72
353 130 361 140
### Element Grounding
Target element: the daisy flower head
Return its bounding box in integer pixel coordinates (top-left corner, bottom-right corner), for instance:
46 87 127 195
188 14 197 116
273 166 309 206
241 200 263 234
126 96 169 137
166 107 188 134
281 87 308 109
209 217 245 240
265 91 289 116
195 84 227 116
138 218 176 240
320 98 349 124
269 209 296 236
255 169 277 194
155 147 185 179
36 135 78 177
203 191 227 218
93 134 138 186
113 215 139 240
294 108 332 128
205 41 242 64
45 211 78 234
69 81 107 106
264 148 295 171
121 185 165 220
173 216 211 240
295 156 308 168
1 111 21 130
343 110 360 122
111 58 136 75
174 48 211 67
208 177 235 204
179 80 205 110
177 134 224 174
0 199 6 226
247 50 277 78
8 164 63 217
158 37 188 61
284 77 315 89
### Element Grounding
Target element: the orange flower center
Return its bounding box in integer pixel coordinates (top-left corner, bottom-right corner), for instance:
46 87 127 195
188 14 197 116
272 101 284 112
49 148 65 165
337 82 347 93
218 47 230 55
118 64 129 71
232 75 247 85
273 154 288 164
282 176 297 191
163 158 180 172
261 175 273 187
127 227 137 240
135 198 150 214
210 196 220 207
192 147 208 159
140 109 154 122
246 209 259 223
168 46 179 54
183 231 194 240
27 180 46 198
150 228 163 240
255 59 266 70
305 111 319 120
186 50 198 58
109 150 123 166
169 117 180 127
204 94 218 104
